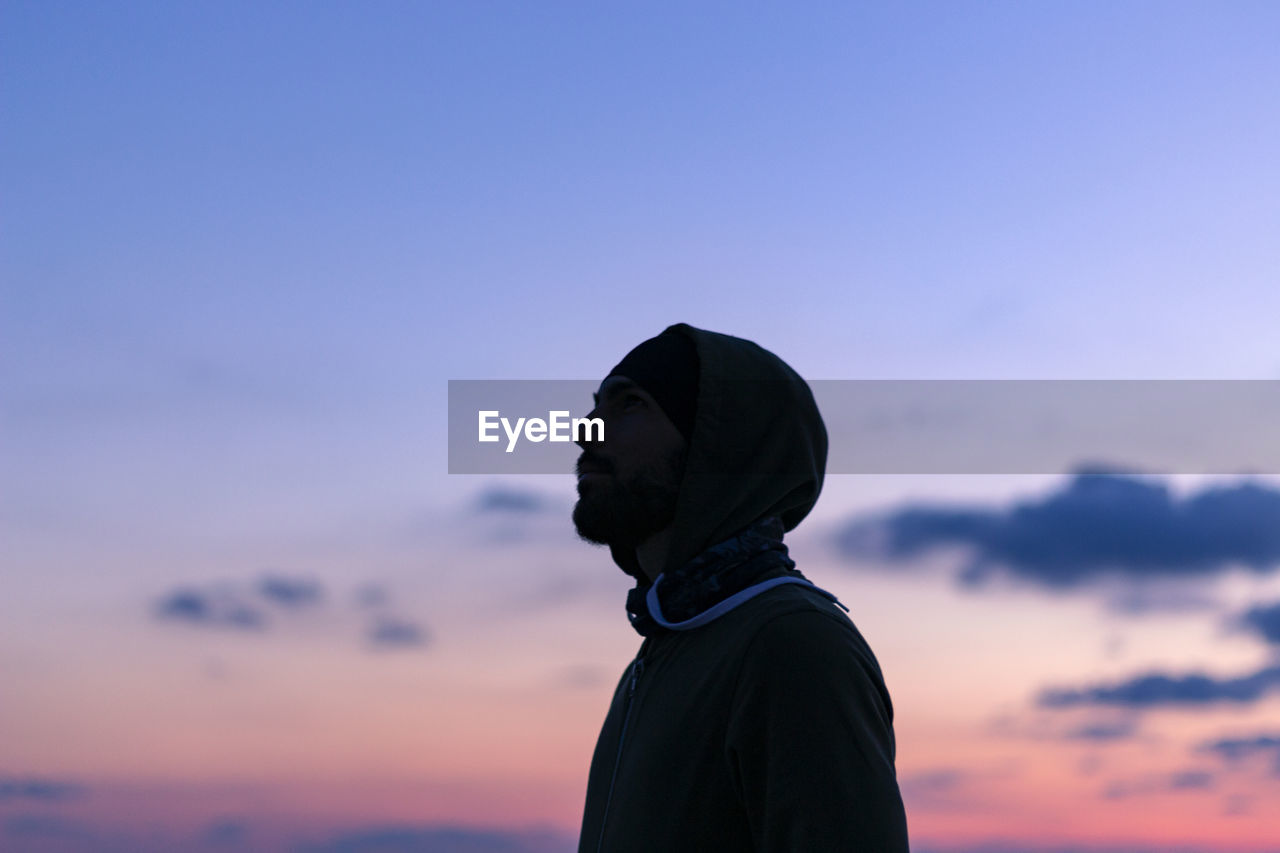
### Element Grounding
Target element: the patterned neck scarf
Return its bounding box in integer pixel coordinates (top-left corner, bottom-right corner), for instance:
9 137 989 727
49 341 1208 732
625 515 807 637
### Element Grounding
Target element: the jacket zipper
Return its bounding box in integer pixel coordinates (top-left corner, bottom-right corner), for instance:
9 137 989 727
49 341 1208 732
595 651 646 853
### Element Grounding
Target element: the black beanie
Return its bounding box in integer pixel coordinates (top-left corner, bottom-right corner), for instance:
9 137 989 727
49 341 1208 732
606 329 700 442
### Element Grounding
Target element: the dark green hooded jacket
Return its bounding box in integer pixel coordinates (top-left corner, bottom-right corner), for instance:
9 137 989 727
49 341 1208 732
578 325 910 852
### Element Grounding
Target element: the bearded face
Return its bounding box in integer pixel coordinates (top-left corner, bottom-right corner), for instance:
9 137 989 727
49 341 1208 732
572 445 685 548
571 375 688 550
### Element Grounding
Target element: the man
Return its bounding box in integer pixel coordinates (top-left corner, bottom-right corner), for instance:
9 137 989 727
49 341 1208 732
572 323 910 852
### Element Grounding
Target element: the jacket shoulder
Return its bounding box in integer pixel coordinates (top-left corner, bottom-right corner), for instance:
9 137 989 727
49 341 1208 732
732 583 879 658
726 583 893 723
720 586 909 851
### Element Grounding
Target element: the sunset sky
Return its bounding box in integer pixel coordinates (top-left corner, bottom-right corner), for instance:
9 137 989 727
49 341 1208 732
4 2 1280 851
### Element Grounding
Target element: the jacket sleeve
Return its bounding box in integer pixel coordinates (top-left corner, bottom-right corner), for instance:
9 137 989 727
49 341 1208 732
724 609 910 852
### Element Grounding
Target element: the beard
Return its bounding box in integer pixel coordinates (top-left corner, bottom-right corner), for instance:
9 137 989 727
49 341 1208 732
572 447 684 548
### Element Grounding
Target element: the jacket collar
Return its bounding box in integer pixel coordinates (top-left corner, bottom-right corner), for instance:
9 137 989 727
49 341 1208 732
624 516 806 636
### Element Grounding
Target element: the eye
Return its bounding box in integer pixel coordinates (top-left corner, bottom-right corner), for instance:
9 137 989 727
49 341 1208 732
623 394 645 409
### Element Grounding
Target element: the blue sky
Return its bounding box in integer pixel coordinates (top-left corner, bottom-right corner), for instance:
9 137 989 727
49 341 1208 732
6 2 1280 531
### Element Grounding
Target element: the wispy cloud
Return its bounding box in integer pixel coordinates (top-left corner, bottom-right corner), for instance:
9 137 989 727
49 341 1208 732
295 824 573 853
366 617 431 650
898 764 1021 813
1197 732 1280 778
1168 769 1215 790
1062 718 1140 742
1038 664 1280 709
0 776 87 802
3 814 95 844
913 848 1227 853
258 574 324 608
155 574 330 632
1101 587 1221 616
201 818 250 846
353 583 390 608
900 768 967 797
834 471 1280 590
154 588 266 630
0 814 575 853
153 577 433 654
987 710 1143 743
476 486 554 514
1102 769 1215 799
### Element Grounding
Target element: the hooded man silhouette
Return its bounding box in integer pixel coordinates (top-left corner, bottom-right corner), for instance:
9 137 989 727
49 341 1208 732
573 324 909 852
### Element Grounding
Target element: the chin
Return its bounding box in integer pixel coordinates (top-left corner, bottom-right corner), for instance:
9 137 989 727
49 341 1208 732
573 494 617 546
573 483 668 549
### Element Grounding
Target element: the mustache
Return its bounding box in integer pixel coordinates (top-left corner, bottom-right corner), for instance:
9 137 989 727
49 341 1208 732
576 453 612 476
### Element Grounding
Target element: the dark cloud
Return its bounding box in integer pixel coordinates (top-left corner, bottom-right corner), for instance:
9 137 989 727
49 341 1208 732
0 777 86 802
835 471 1280 589
257 574 324 607
367 617 431 650
476 486 551 514
295 824 573 853
1234 600 1280 645
1038 664 1280 709
154 588 266 630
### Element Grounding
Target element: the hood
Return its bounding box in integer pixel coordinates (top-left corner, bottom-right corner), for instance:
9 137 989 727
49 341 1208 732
609 323 828 581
